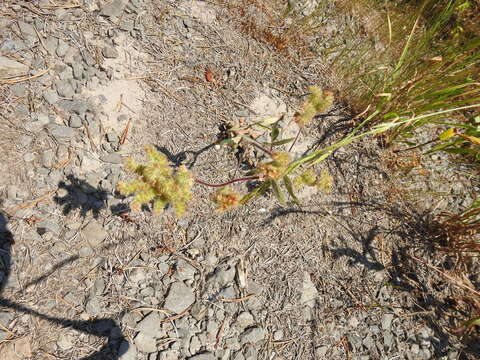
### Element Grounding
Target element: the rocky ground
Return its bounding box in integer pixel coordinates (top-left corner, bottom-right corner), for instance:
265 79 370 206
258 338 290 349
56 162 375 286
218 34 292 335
0 1 478 360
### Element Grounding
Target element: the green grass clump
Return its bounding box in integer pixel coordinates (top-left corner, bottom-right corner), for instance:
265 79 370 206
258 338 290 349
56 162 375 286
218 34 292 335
118 146 193 216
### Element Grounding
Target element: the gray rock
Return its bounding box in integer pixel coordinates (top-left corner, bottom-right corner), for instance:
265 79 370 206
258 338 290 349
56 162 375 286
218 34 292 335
237 311 254 328
58 99 88 116
43 90 59 105
79 247 94 258
103 46 119 59
6 185 17 200
159 350 180 360
164 282 195 314
219 285 236 299
348 334 362 350
120 21 134 31
56 39 70 57
37 220 60 234
134 332 157 353
50 125 74 139
362 335 375 350
119 341 137 360
240 327 265 344
81 154 102 173
92 277 106 296
300 272 318 307
72 63 85 80
10 84 27 97
136 312 164 338
383 331 394 350
106 132 119 143
315 346 329 357
18 21 36 38
82 221 108 247
174 259 196 281
381 313 394 330
69 114 83 128
45 37 58 54
42 150 55 168
189 336 202 356
24 153 35 162
100 0 128 17
187 353 215 360
85 296 102 316
59 67 74 80
100 153 123 164
57 333 74 351
56 80 76 98
0 40 16 52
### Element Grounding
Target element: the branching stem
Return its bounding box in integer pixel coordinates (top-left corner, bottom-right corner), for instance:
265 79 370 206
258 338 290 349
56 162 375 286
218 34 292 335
194 176 260 188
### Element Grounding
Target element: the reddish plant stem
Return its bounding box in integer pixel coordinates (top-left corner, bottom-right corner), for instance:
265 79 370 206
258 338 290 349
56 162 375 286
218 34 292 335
194 176 260 188
246 140 274 156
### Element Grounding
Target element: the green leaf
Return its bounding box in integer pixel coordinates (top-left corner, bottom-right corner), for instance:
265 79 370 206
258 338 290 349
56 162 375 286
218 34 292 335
270 126 280 142
283 176 300 205
263 138 295 147
240 181 270 205
271 180 286 205
439 128 456 140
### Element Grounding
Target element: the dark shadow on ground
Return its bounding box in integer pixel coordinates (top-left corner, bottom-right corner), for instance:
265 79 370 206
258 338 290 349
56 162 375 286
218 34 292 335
54 174 109 219
0 210 128 359
155 142 219 169
266 200 480 359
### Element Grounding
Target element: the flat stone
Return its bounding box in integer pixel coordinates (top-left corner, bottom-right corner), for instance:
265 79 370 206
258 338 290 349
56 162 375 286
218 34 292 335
236 312 254 328
10 84 27 97
300 272 318 308
82 221 107 247
120 21 134 31
56 80 75 98
100 0 128 17
85 296 102 317
102 46 119 59
100 153 123 164
240 327 265 344
45 37 58 54
56 39 70 58
119 341 137 360
42 150 55 168
164 282 195 314
58 99 88 116
23 153 35 162
136 312 164 338
174 259 196 281
381 313 394 330
57 333 74 351
50 125 74 139
81 154 102 173
69 114 83 128
106 131 119 143
37 220 60 234
72 63 85 80
18 21 36 38
79 247 94 258
43 90 59 105
0 56 29 79
134 332 157 353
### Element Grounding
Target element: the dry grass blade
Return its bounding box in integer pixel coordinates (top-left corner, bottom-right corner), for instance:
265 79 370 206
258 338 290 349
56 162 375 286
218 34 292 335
0 65 52 84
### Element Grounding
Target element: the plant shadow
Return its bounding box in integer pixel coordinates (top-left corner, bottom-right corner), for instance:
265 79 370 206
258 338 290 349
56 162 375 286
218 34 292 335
0 209 128 359
266 200 480 359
